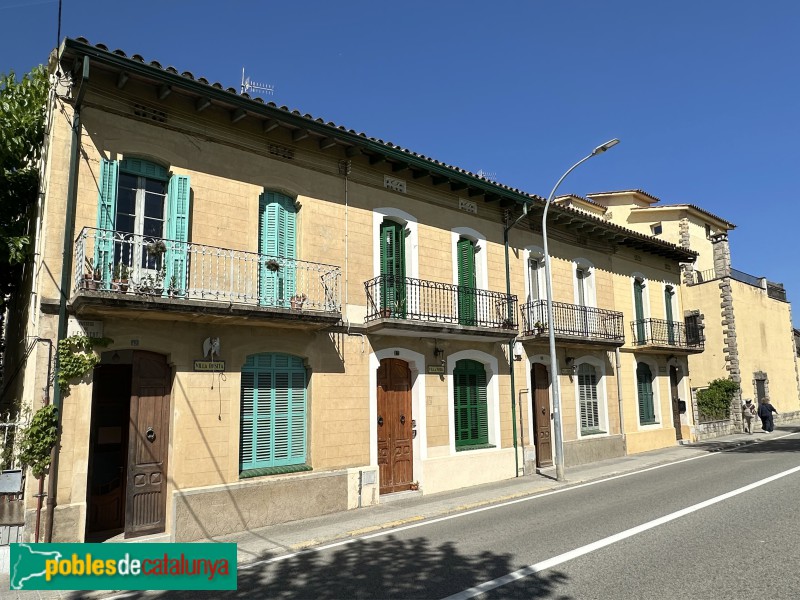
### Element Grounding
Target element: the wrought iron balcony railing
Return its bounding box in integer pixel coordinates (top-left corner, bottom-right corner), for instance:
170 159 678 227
74 227 341 313
520 300 624 343
364 275 517 329
630 318 704 350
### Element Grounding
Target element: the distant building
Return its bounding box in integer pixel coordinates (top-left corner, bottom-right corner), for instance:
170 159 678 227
584 190 800 438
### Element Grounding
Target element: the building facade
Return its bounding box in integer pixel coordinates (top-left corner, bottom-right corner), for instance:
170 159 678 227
2 39 706 543
584 190 800 437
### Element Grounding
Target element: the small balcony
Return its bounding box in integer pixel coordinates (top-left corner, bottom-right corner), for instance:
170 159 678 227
71 228 341 327
630 318 704 354
519 300 625 348
364 275 517 341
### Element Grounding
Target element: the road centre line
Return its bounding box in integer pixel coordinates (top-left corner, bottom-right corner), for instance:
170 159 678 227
442 461 800 600
239 431 799 571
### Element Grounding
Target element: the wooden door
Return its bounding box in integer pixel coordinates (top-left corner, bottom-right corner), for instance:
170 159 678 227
670 366 682 441
532 363 553 468
377 359 413 494
125 351 171 538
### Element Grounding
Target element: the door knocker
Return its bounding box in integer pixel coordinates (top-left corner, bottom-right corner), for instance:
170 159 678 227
146 427 156 442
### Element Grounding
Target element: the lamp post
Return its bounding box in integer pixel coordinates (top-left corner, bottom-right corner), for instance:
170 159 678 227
543 138 619 482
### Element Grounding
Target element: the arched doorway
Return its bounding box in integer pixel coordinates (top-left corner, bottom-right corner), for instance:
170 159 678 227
531 363 553 468
377 358 413 494
86 350 172 540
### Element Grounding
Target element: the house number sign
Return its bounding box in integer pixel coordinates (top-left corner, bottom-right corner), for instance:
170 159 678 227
194 360 225 372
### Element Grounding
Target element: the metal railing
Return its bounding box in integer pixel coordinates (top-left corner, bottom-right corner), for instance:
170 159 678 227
520 300 624 342
364 275 518 329
729 268 762 288
630 318 704 349
74 228 341 313
693 269 717 284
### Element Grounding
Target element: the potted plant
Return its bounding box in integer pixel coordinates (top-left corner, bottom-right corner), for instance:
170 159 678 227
112 262 130 292
534 321 545 334
146 239 167 257
138 267 166 296
83 258 101 290
266 258 281 273
290 293 307 310
167 274 180 298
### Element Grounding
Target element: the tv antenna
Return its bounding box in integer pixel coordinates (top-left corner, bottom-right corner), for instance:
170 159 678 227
241 68 275 96
476 169 496 181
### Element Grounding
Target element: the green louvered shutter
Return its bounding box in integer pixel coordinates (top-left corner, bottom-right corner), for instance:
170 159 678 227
166 174 190 297
259 192 297 307
457 238 477 326
637 362 655 424
240 353 307 473
634 279 645 344
379 221 406 317
453 359 488 448
239 369 256 471
95 159 119 289
665 286 675 344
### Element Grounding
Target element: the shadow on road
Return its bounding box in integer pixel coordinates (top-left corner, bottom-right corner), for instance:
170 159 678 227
83 535 570 600
690 427 800 454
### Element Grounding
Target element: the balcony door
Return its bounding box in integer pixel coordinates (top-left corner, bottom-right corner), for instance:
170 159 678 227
380 220 406 317
634 278 646 344
259 192 297 307
457 238 477 326
665 286 676 344
95 158 190 294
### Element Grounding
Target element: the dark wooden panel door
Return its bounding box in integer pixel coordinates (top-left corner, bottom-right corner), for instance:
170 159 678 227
377 359 413 494
670 366 682 441
125 351 171 538
532 363 553 468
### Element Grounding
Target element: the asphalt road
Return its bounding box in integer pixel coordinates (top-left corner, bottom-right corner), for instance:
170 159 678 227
104 429 800 600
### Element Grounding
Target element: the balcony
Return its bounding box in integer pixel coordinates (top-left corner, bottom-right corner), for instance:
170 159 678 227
71 228 341 327
630 318 704 354
519 300 625 348
364 275 517 341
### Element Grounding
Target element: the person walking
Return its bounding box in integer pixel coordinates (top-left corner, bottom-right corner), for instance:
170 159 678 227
742 399 757 434
758 399 778 433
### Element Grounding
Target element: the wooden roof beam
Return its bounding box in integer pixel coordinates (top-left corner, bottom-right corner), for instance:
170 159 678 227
292 129 309 142
319 138 337 151
231 108 247 124
195 97 211 112
263 119 280 133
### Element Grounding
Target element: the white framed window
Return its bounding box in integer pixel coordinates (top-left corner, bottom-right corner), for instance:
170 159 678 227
651 223 663 236
573 259 597 308
574 356 608 436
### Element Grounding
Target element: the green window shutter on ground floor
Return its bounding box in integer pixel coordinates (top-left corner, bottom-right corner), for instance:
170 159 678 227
453 359 488 447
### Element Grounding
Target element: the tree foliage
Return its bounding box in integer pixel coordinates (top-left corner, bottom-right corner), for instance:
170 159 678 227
0 66 48 368
696 378 739 420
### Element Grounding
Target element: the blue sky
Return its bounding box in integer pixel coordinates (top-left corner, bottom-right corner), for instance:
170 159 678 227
3 1 799 324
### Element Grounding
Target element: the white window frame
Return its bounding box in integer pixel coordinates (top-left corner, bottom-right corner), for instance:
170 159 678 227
372 208 419 280
573 258 597 308
631 272 651 321
446 349 500 455
573 355 609 437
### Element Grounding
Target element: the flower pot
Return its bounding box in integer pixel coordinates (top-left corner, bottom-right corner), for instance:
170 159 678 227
83 276 98 291
112 279 129 293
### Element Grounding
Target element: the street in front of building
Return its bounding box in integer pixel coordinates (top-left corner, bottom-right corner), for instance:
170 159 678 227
48 426 796 600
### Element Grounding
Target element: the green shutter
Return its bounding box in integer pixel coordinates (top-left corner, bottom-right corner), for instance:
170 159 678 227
453 359 488 447
637 362 655 424
457 238 477 326
379 220 406 317
95 158 118 289
165 174 190 296
240 353 307 472
665 287 675 344
634 279 645 343
259 192 297 307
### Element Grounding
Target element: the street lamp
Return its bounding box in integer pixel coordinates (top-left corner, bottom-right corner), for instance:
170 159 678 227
543 138 620 482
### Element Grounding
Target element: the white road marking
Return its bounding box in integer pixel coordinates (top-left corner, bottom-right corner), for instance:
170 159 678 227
442 462 800 600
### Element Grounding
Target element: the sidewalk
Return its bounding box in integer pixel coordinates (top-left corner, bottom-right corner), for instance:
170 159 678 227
2 424 795 598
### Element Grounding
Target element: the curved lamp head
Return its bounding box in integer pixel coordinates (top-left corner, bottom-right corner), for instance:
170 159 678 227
592 138 620 155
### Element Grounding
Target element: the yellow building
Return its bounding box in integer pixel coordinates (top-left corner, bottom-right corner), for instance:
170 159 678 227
2 39 706 543
585 190 800 438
